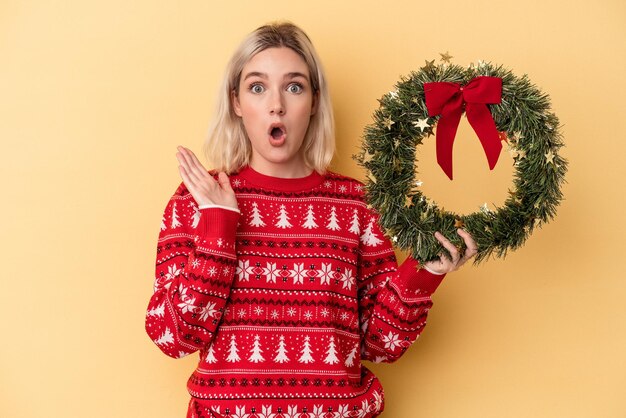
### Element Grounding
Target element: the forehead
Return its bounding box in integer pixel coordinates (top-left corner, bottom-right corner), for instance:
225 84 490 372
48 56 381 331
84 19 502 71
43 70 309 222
242 47 310 78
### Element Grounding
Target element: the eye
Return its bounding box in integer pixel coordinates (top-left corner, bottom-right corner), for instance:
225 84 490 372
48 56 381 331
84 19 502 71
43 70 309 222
250 83 265 94
287 83 303 94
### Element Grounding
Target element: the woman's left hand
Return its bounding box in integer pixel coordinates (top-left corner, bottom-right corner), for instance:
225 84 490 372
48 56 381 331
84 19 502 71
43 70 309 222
423 229 478 275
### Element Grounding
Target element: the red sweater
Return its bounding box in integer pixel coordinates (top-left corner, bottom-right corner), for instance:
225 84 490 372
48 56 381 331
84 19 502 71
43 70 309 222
145 166 445 418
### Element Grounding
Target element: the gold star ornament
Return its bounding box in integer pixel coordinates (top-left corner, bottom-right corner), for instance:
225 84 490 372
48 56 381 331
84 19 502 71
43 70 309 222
508 145 519 160
440 51 453 63
383 116 395 130
412 118 431 132
422 59 436 71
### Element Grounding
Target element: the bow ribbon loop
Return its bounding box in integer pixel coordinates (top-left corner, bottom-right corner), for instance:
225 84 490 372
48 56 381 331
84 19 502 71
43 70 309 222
424 76 503 180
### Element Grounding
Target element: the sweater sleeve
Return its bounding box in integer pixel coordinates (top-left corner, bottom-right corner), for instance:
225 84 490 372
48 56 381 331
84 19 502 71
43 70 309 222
358 211 445 364
145 184 240 359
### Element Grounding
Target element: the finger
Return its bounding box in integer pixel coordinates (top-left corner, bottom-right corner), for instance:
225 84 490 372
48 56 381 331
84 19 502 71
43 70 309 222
457 228 477 248
177 149 203 184
457 229 478 259
217 172 233 191
179 165 211 206
434 231 460 264
184 147 212 181
176 147 194 174
178 164 195 191
185 148 209 174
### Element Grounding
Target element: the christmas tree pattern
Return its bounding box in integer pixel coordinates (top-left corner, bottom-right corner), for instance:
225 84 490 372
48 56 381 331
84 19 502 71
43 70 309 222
298 336 315 364
275 204 292 229
326 206 341 231
146 302 165 318
190 203 201 228
273 335 289 363
348 208 360 234
344 344 358 367
302 205 318 229
248 335 265 363
360 218 383 246
249 202 266 227
155 327 174 346
160 215 167 231
323 336 339 365
205 344 218 364
171 203 182 229
226 335 241 363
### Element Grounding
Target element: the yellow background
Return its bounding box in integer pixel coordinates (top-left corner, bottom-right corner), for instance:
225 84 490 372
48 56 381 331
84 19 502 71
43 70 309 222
2 1 625 417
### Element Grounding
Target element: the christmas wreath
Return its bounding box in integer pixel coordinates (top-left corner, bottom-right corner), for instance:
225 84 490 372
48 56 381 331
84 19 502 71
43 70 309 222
356 55 567 264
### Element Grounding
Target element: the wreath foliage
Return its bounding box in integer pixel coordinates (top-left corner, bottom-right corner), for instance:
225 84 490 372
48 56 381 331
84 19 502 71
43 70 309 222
356 59 567 264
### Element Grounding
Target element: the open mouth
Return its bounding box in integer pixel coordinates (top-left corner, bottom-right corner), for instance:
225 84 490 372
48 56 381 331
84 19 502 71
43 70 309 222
270 126 285 139
268 124 286 145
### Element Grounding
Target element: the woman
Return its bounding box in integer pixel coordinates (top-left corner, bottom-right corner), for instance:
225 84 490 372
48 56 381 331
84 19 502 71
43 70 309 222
145 22 477 417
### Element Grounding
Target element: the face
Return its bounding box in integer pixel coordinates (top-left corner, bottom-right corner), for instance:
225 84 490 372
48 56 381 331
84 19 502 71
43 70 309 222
232 47 318 177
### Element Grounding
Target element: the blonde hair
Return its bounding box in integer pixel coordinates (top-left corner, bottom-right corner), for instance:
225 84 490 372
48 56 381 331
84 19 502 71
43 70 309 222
203 22 335 174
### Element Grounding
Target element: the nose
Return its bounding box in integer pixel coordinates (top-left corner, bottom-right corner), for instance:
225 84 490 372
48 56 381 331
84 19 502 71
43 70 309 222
269 90 285 115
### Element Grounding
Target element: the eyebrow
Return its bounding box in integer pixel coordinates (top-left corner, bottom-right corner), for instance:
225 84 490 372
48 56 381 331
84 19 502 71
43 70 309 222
242 71 310 82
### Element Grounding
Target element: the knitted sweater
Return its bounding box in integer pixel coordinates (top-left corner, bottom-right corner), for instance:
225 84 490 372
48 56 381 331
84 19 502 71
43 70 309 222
145 166 445 418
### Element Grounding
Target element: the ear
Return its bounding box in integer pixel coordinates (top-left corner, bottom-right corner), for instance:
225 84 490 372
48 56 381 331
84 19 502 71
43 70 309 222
310 90 319 116
231 90 242 117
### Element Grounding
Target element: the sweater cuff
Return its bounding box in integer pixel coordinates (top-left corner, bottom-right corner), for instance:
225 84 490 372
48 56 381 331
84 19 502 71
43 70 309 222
394 257 446 297
194 208 240 253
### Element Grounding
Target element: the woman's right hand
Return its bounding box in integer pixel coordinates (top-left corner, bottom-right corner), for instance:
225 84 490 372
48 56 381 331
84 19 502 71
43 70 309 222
175 146 238 211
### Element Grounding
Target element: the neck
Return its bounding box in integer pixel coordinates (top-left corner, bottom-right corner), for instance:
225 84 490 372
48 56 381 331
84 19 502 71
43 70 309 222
249 160 313 178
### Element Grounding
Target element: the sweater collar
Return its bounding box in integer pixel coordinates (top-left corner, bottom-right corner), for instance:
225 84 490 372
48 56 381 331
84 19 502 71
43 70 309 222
237 165 324 192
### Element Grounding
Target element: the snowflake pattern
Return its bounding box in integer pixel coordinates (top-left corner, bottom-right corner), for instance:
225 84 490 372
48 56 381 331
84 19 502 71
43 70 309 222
236 259 254 281
319 263 334 285
165 264 181 281
339 268 355 290
264 262 279 283
290 263 306 284
177 297 196 314
198 302 218 322
381 331 402 351
177 285 196 314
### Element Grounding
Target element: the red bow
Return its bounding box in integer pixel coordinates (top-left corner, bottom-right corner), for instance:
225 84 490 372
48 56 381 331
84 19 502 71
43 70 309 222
424 76 503 180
